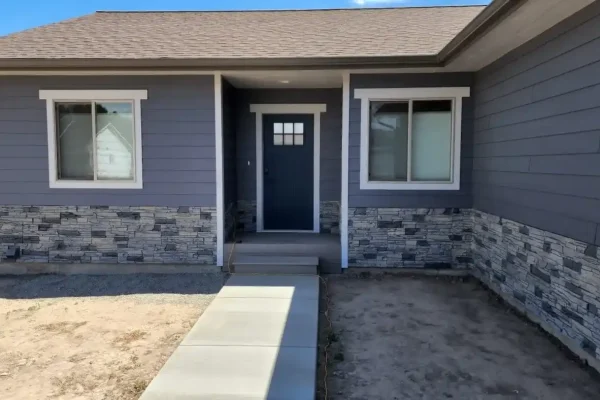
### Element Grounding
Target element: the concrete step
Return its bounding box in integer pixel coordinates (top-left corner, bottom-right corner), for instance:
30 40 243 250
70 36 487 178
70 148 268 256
224 235 341 274
233 255 318 275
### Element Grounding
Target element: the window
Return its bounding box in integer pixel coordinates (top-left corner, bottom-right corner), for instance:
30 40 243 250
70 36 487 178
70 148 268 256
39 90 147 189
355 87 470 190
273 122 304 146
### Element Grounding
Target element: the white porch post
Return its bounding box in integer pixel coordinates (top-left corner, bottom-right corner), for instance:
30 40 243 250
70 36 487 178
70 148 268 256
341 72 350 268
214 72 224 267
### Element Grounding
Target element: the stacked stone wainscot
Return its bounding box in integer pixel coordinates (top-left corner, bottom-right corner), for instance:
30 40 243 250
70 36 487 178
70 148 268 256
348 207 472 268
471 210 600 366
320 201 340 234
0 206 217 264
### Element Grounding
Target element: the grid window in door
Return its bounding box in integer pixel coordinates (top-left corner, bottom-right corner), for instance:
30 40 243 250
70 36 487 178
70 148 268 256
274 122 304 146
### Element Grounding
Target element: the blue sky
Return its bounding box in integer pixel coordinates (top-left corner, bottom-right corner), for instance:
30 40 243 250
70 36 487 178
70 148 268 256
1 0 489 36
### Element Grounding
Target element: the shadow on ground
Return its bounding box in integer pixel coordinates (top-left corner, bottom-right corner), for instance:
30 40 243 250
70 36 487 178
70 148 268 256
319 275 600 400
0 273 225 299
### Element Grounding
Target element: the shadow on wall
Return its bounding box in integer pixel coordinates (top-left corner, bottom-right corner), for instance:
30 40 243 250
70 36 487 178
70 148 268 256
0 273 225 299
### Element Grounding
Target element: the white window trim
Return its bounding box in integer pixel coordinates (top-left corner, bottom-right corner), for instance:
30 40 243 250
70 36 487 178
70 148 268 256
354 87 470 191
39 89 147 189
250 103 326 233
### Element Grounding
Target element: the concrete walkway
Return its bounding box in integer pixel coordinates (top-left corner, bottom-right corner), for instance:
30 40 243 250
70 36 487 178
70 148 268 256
140 274 320 400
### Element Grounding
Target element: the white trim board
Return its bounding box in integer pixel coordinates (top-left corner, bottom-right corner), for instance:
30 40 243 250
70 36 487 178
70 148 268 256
354 87 470 100
214 73 225 267
39 89 147 190
250 103 327 233
39 90 148 100
356 87 470 191
250 104 327 114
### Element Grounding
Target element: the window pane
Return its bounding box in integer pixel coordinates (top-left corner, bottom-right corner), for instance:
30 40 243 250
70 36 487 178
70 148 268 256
295 134 304 146
284 123 294 134
274 134 283 145
294 123 304 134
284 134 294 145
56 103 94 180
369 102 409 181
411 100 452 182
95 102 134 180
274 123 283 134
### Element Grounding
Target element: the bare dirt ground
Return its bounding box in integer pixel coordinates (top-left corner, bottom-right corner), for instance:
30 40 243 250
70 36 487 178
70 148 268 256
318 275 600 400
0 273 223 400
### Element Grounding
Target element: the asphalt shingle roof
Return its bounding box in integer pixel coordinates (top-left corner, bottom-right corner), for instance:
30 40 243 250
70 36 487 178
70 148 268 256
0 7 484 61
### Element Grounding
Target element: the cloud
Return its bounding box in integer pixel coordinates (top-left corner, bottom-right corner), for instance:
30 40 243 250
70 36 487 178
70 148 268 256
352 0 408 6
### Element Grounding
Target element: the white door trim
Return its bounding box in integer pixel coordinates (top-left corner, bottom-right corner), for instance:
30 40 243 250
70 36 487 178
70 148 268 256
250 103 327 233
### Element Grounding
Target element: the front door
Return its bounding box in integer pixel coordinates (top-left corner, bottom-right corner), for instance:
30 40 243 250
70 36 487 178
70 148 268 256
263 114 313 230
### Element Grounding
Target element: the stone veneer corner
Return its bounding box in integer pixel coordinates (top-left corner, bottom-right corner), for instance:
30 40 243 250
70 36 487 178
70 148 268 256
471 209 600 370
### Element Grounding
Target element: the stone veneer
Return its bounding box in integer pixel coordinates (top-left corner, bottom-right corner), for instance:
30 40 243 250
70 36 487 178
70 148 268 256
224 201 237 241
236 200 340 234
320 201 340 234
348 208 472 268
236 200 257 233
0 205 216 264
471 210 600 368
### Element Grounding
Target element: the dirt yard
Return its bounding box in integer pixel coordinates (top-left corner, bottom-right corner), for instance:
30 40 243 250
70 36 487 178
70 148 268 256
0 273 223 400
319 275 600 400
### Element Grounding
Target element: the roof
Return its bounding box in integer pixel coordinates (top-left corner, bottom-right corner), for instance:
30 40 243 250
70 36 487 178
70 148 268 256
0 7 484 65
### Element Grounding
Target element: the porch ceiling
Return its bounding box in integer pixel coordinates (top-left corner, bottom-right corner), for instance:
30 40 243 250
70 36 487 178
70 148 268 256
223 70 344 89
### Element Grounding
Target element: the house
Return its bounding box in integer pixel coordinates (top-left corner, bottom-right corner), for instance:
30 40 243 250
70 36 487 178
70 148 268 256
0 0 599 369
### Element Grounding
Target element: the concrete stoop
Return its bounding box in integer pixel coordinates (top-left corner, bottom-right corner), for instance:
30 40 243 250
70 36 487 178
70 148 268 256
233 255 319 275
140 274 319 400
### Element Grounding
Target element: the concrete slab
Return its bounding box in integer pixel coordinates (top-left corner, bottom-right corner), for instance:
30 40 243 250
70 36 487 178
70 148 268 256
140 273 319 400
219 274 319 299
181 297 318 347
139 345 317 400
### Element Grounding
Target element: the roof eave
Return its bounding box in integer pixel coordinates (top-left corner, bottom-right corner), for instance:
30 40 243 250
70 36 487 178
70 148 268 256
438 0 528 64
0 55 440 71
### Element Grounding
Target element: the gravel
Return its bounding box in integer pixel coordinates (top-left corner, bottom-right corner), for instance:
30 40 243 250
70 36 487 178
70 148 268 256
0 273 227 305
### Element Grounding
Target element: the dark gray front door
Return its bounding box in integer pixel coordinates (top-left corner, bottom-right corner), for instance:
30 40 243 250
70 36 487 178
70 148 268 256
263 114 313 230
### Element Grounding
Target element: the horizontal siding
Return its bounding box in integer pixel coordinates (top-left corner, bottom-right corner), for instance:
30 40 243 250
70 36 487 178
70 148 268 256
222 78 237 216
473 2 600 245
0 76 216 207
348 73 474 209
235 88 342 203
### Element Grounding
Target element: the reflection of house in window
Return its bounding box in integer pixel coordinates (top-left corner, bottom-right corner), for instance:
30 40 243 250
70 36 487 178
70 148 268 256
96 115 134 180
57 108 94 180
369 102 409 181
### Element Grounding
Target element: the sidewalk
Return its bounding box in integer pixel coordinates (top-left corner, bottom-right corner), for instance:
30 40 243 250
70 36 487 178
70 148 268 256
140 274 319 400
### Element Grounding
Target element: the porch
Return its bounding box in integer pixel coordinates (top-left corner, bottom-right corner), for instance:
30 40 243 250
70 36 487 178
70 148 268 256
220 71 344 274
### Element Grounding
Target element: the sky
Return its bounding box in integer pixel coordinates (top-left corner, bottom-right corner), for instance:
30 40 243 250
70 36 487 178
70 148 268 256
0 0 490 36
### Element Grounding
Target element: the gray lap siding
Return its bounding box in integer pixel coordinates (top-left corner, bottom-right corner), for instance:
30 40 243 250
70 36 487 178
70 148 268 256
349 73 474 209
473 2 600 245
0 75 216 207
